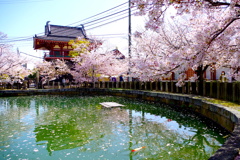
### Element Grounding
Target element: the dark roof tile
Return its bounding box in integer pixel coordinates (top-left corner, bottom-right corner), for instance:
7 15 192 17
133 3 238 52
48 25 85 38
35 22 87 42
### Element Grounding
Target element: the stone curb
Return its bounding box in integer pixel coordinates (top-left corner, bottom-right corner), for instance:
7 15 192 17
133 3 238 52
0 88 239 159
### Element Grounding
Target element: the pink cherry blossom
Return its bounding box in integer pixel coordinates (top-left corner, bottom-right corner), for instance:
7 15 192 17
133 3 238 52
0 32 30 82
131 0 240 85
70 38 128 83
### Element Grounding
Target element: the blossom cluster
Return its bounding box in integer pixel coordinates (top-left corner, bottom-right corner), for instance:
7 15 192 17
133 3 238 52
130 0 240 85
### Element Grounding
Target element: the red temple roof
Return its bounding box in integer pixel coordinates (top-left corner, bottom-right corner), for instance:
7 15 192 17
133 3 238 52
34 21 87 44
33 22 101 61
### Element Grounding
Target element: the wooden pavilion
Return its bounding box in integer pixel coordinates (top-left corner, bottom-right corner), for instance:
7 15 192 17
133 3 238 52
33 21 87 61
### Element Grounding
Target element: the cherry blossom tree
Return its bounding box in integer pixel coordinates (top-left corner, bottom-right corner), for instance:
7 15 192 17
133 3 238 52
0 32 30 83
131 0 240 94
131 20 190 82
70 38 128 83
35 59 71 80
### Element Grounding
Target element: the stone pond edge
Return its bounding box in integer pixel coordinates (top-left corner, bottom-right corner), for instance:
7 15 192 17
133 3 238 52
0 88 239 160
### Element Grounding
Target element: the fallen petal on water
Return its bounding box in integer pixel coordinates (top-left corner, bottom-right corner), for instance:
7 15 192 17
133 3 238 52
33 148 39 152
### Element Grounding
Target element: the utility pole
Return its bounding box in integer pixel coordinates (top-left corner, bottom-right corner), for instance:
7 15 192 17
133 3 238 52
128 0 132 79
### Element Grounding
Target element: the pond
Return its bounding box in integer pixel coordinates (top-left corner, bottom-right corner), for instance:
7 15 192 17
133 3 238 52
0 95 228 160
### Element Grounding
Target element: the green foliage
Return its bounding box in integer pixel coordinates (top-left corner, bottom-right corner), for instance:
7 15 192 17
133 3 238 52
68 38 90 57
28 72 37 79
0 74 9 80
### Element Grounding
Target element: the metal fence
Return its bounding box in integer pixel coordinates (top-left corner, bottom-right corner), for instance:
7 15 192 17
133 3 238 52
1 80 239 104
80 81 240 104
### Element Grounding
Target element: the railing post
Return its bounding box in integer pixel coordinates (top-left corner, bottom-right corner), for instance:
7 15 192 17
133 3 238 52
47 81 49 89
217 81 220 99
160 81 163 91
238 83 240 103
233 82 236 102
139 82 141 90
176 84 179 93
196 81 199 95
224 82 227 100
203 81 206 96
171 81 174 93
182 85 185 94
166 81 168 92
155 81 158 91
107 81 109 88
210 81 213 97
188 81 191 94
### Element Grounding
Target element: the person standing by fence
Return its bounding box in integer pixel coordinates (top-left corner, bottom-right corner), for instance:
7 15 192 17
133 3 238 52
119 75 124 82
219 71 227 82
62 77 66 88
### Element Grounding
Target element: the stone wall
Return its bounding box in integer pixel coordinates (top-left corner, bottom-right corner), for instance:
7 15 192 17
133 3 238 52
0 88 239 159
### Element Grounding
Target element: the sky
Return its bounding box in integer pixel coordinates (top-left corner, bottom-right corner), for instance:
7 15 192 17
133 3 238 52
0 0 145 68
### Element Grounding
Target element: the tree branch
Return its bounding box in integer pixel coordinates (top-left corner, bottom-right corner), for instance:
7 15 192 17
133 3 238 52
209 17 240 46
204 0 240 7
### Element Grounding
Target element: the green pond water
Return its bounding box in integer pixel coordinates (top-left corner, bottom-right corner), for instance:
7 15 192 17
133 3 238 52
0 95 228 160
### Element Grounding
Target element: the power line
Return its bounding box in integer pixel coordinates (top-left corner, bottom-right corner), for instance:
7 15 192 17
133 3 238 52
68 1 128 26
86 15 129 31
1 37 32 43
77 3 128 27
31 2 129 37
85 10 137 31
92 33 127 36
40 2 131 37
83 8 129 26
19 52 43 59
1 31 46 43
4 35 34 40
2 32 128 43
53 6 137 36
3 2 130 41
91 34 127 39
2 1 133 43
83 6 137 28
84 10 129 28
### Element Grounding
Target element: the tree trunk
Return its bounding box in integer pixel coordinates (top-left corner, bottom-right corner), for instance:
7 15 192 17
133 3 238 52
196 66 204 95
195 65 209 95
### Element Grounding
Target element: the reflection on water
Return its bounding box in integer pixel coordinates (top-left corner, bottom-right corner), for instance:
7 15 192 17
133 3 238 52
0 95 228 160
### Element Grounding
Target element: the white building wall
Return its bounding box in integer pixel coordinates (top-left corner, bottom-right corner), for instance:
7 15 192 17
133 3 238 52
205 67 211 80
174 67 230 81
216 67 230 80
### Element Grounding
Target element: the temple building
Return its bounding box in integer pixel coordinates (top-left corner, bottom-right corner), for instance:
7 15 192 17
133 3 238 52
111 48 125 59
33 21 87 61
